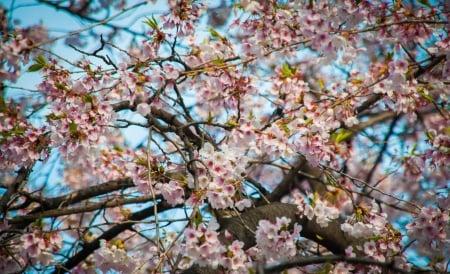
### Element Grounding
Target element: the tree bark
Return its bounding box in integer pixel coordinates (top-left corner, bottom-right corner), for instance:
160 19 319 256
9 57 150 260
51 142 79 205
182 202 358 273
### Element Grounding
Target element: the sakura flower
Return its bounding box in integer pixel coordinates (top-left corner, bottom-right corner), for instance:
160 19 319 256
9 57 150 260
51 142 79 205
0 254 21 274
183 223 224 268
363 241 377 256
156 180 185 206
235 199 252 211
93 239 139 273
255 217 302 261
406 206 449 253
163 63 180 79
136 102 151 116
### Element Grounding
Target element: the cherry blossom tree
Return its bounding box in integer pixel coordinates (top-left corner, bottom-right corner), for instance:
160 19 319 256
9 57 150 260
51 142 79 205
1 0 449 273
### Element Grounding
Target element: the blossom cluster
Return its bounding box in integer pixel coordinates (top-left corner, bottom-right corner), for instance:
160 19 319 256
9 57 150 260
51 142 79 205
38 60 115 160
93 239 139 273
182 222 224 268
0 9 48 83
303 199 340 228
254 217 301 262
182 222 251 273
423 114 450 167
0 101 50 171
2 0 450 273
20 230 62 267
0 253 22 274
406 206 449 253
344 206 392 232
283 190 341 228
340 203 413 272
160 0 206 37
188 142 251 210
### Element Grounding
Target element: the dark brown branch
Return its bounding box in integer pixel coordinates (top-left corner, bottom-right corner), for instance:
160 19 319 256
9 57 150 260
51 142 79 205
112 100 205 148
8 195 153 225
39 178 134 211
219 203 357 253
0 167 31 217
264 254 423 274
53 201 175 274
10 178 134 229
364 116 399 185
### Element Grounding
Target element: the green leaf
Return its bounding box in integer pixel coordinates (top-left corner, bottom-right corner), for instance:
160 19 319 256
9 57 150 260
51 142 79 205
248 110 254 120
69 122 78 136
28 54 47 72
35 54 47 65
225 120 238 127
143 16 159 29
207 112 214 123
0 93 6 112
83 94 94 104
33 218 44 228
410 143 418 154
55 82 69 91
417 0 432 8
324 172 337 186
0 126 25 140
194 211 203 227
445 127 450 136
385 51 394 62
209 28 222 39
332 129 354 143
46 113 64 121
28 63 44 72
417 88 434 103
113 145 124 152
211 57 224 66
281 62 294 78
317 78 325 89
276 120 291 135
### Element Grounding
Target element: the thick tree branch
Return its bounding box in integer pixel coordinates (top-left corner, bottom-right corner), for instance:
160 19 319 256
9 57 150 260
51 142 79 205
183 203 359 273
53 201 175 274
10 178 134 229
0 167 31 217
364 116 399 185
35 178 134 212
8 195 153 225
112 100 205 148
219 203 357 253
264 254 424 274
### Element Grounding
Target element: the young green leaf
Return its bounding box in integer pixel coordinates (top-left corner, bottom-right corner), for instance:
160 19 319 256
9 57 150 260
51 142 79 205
144 16 159 29
332 129 354 143
28 63 45 72
209 28 222 39
281 62 294 78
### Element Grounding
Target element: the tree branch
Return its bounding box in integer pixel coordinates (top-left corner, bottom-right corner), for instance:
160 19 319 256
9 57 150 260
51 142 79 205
0 167 31 218
53 201 175 274
8 195 153 225
10 178 134 229
264 254 423 274
183 203 360 273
